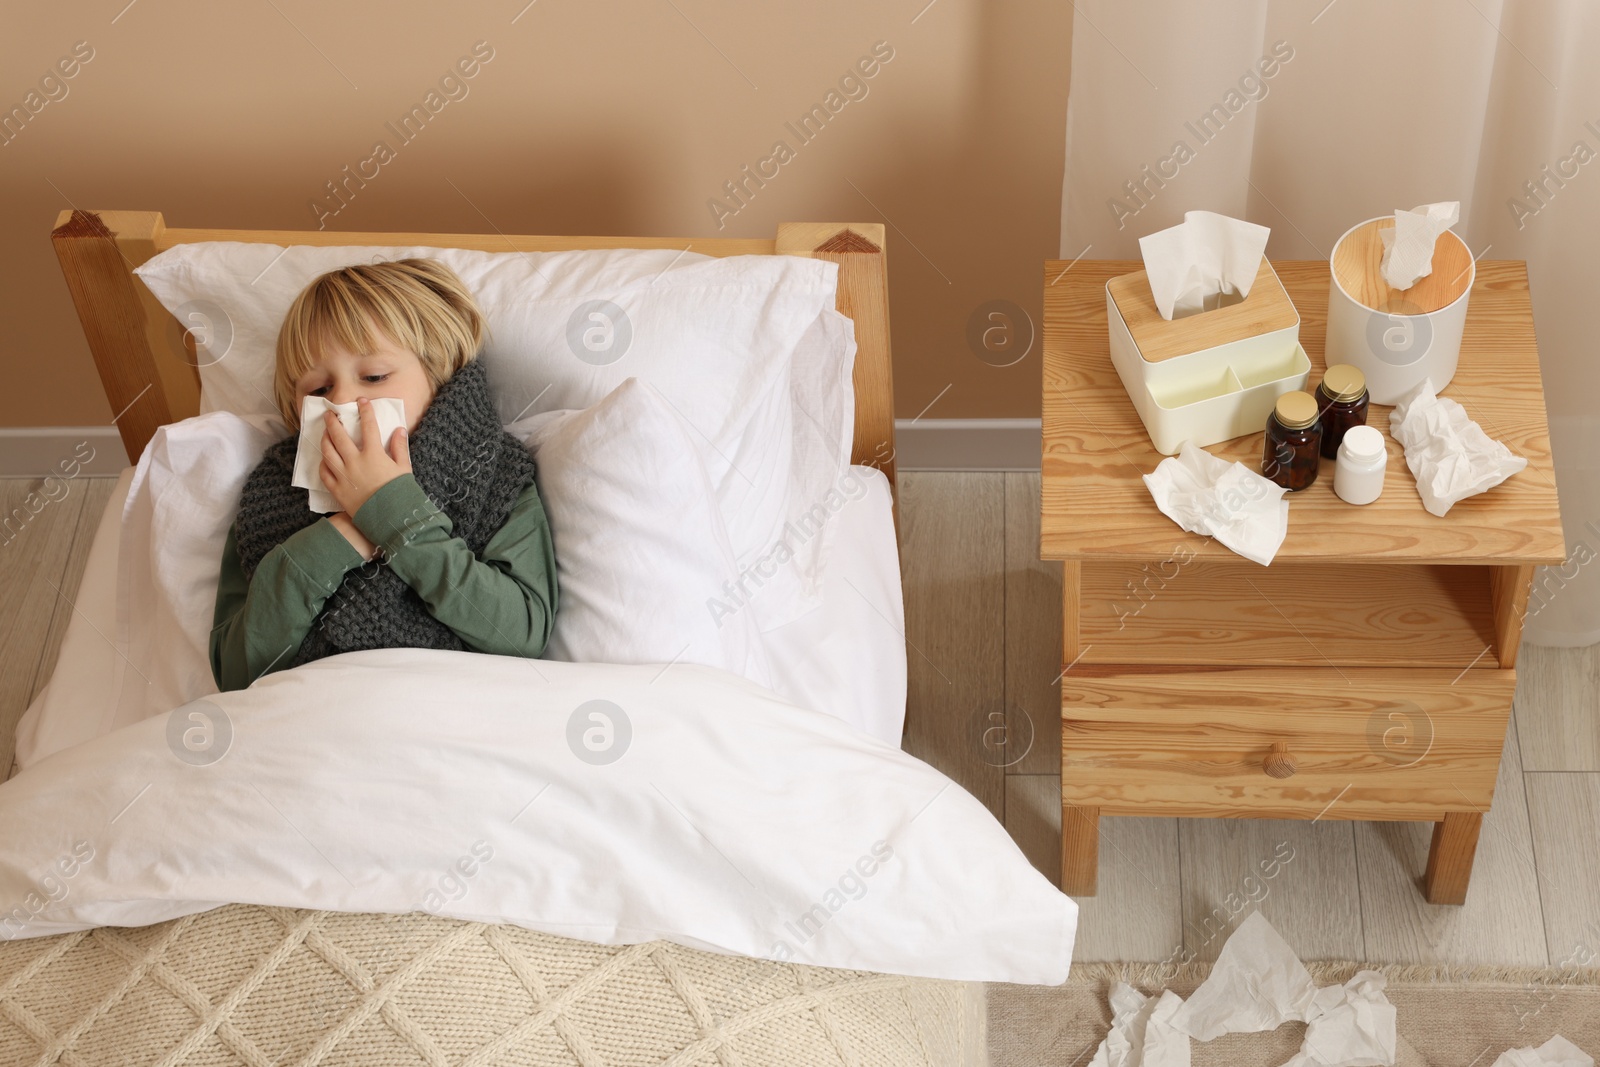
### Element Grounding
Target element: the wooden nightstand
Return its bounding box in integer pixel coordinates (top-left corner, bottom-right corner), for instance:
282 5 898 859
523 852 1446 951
1040 259 1566 905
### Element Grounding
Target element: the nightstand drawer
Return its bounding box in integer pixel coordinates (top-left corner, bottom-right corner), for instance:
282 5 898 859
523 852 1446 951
1060 666 1514 821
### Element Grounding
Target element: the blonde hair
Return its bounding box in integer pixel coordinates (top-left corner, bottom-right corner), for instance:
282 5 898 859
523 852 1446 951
273 258 486 429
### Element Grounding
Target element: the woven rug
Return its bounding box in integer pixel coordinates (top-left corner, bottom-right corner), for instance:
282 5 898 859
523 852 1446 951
988 960 1600 1065
0 904 986 1066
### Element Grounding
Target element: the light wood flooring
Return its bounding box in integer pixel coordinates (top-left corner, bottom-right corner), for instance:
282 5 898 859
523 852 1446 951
2 471 1596 967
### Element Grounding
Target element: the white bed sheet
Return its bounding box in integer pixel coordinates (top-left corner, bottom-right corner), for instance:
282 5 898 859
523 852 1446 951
13 465 907 770
2 649 1074 983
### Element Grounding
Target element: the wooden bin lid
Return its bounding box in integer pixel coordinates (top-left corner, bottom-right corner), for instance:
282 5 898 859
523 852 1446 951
1107 256 1298 364
1330 217 1473 314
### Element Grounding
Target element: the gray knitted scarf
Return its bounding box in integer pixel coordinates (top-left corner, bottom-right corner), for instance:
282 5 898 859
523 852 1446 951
233 358 539 669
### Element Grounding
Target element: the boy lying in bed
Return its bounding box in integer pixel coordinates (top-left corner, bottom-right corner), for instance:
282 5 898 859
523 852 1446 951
210 258 558 691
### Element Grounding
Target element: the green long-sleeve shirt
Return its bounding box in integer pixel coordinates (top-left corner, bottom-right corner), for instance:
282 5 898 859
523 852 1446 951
209 473 558 692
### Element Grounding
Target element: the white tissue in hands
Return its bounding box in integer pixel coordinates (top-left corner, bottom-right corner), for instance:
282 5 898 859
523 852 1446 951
291 395 407 514
1390 378 1526 517
1143 441 1289 566
1379 201 1459 290
1138 210 1272 321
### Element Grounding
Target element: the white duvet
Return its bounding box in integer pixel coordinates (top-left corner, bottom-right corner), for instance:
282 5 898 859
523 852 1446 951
0 650 1076 985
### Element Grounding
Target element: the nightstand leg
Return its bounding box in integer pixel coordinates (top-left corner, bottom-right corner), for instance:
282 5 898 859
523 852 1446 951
1424 811 1483 905
1061 803 1100 896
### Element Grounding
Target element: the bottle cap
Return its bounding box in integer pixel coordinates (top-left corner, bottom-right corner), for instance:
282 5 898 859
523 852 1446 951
1340 424 1386 461
1321 364 1367 402
1273 391 1319 430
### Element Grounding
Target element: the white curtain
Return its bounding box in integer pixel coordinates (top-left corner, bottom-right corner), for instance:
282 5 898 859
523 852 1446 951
1061 0 1600 646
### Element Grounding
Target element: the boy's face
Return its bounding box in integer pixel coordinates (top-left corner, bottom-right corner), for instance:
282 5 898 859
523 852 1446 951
294 328 435 433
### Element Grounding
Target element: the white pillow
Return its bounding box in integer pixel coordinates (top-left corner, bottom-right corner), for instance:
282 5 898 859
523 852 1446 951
503 307 859 633
754 306 856 626
528 378 772 686
133 244 851 629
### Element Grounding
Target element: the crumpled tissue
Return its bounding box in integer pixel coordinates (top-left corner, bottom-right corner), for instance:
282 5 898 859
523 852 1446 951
1491 1036 1594 1067
1143 441 1289 566
1379 201 1460 290
1280 972 1398 1067
1178 913 1396 1066
1139 210 1272 320
1169 911 1320 1040
1086 912 1395 1067
1090 984 1190 1067
291 395 407 513
1389 378 1526 517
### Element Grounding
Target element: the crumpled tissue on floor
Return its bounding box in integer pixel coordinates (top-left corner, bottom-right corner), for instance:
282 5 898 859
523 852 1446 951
1086 911 1594 1067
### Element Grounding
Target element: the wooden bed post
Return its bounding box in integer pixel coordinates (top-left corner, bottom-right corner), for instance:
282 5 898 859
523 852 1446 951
51 210 192 464
775 223 896 495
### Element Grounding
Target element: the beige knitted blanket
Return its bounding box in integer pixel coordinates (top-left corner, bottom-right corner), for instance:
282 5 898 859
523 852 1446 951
0 903 986 1066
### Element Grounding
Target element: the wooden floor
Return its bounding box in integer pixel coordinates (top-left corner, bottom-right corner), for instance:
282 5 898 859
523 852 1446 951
1 476 117 779
2 471 1596 967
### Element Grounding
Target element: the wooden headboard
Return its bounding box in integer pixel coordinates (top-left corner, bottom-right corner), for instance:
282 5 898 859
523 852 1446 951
49 211 896 490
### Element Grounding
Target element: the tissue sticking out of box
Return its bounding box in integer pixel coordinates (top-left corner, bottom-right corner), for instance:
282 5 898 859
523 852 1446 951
1138 210 1272 321
1390 378 1526 517
1379 201 1460 290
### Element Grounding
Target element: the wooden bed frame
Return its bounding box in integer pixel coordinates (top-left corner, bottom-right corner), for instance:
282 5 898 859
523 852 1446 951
49 211 896 492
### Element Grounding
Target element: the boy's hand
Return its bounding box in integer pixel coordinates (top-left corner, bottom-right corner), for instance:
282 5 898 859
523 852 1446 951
326 512 378 561
320 397 413 516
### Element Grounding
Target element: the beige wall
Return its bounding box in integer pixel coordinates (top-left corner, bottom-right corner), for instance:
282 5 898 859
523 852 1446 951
1 0 1071 431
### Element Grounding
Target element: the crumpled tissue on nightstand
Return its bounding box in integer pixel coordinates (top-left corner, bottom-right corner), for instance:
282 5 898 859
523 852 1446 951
1143 441 1289 566
1389 378 1527 517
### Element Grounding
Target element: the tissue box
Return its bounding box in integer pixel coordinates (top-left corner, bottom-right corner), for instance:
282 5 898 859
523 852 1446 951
1106 256 1308 455
1325 216 1473 404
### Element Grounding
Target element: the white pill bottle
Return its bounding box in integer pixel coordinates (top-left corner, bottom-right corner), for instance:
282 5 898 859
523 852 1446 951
1333 425 1387 505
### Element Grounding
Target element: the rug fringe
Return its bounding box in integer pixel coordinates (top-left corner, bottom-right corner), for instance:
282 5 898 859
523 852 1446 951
1057 959 1600 990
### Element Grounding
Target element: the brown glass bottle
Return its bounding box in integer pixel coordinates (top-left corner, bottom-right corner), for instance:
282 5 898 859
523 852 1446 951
1262 391 1322 492
1315 364 1369 459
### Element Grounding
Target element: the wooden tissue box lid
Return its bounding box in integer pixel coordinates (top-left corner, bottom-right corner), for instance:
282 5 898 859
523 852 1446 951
1107 256 1298 363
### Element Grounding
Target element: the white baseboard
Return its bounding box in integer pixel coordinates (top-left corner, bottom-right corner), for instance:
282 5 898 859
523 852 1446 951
893 418 1041 471
0 427 129 478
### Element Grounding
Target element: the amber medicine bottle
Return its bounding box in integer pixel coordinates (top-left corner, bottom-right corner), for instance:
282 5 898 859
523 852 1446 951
1315 364 1369 460
1262 391 1322 492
